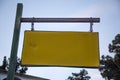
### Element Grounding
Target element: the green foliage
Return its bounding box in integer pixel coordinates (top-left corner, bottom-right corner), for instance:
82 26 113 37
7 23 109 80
109 34 120 54
15 57 28 74
109 34 120 68
99 34 120 80
66 69 91 80
0 56 28 74
0 56 8 70
99 55 118 80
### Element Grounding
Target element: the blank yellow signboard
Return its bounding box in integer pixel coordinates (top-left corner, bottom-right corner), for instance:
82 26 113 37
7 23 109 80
21 31 99 67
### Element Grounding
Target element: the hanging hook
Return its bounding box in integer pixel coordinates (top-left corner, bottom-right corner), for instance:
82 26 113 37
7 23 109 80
90 17 93 32
31 17 34 31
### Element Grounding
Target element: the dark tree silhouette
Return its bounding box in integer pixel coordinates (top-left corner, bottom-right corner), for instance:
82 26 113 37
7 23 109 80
109 34 120 69
0 56 8 70
14 57 28 74
99 55 118 80
66 69 91 80
0 56 28 74
99 34 120 80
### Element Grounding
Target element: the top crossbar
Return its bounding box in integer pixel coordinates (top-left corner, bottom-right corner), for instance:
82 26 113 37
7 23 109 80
21 18 100 23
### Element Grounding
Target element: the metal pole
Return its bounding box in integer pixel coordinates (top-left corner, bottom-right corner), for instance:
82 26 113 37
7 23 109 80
21 18 100 23
7 3 23 80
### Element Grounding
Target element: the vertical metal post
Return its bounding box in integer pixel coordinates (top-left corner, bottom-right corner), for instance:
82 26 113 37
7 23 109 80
7 3 23 80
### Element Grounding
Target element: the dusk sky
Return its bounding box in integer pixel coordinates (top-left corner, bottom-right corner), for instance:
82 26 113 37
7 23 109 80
0 0 120 80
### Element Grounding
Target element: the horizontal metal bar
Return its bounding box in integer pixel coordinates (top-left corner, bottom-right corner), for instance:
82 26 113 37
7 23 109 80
21 18 100 23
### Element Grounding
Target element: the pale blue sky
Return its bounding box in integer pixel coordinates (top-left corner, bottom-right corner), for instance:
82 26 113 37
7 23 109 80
0 0 120 80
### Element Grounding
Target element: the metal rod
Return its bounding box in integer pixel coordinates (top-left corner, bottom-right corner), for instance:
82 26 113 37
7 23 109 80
21 18 100 23
31 17 34 31
90 22 93 32
31 22 34 31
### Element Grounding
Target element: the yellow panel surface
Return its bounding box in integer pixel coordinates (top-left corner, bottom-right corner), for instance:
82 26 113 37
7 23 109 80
21 31 99 67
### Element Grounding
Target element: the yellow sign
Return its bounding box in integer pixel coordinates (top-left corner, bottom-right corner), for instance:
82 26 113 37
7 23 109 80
21 31 99 67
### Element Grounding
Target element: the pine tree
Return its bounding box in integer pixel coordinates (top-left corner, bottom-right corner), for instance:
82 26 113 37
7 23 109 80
66 69 91 80
0 56 8 70
99 34 120 80
0 56 28 74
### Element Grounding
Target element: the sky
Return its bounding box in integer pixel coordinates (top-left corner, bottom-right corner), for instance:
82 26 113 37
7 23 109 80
0 0 120 80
